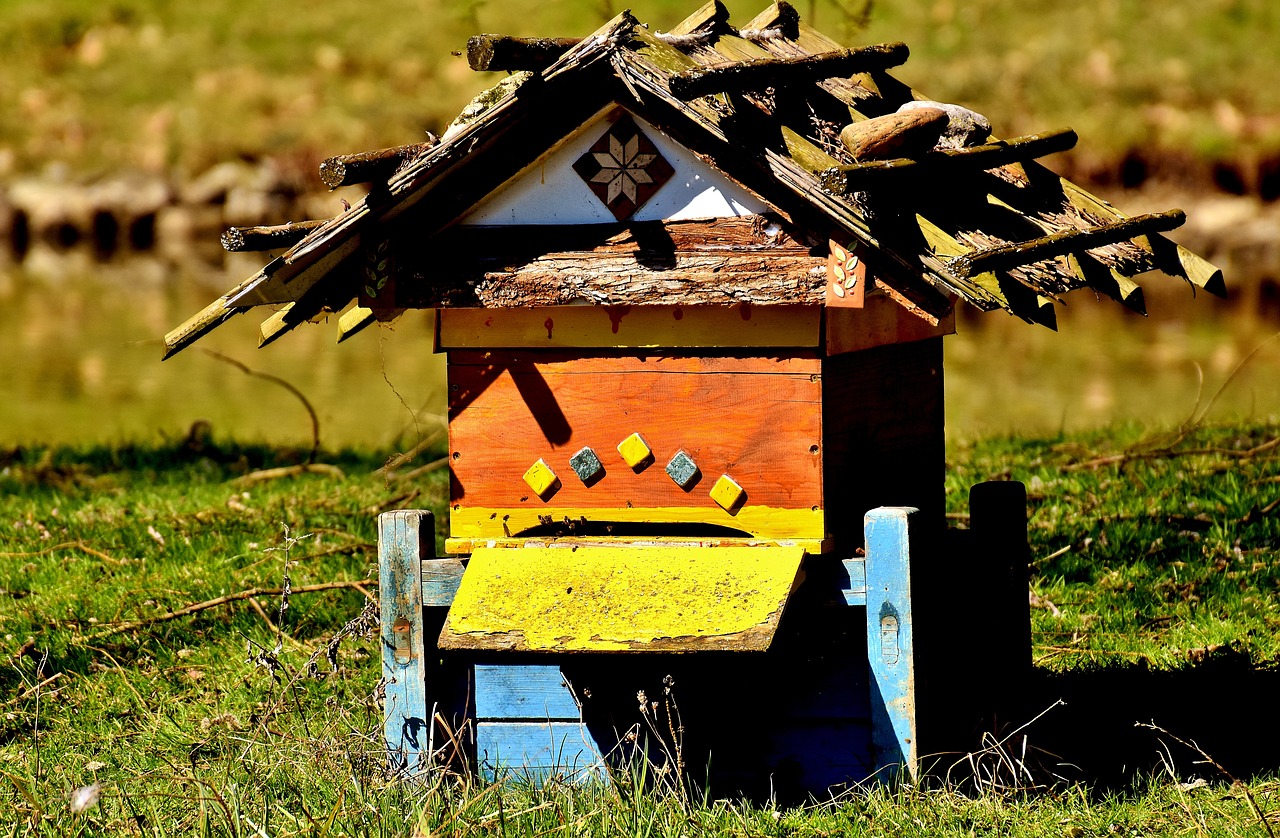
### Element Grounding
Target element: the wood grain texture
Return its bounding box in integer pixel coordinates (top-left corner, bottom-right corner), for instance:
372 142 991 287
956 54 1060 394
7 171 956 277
400 253 827 308
864 506 918 783
475 664 581 720
439 545 804 652
379 510 432 773
438 305 820 349
824 291 955 356
477 721 603 781
421 558 466 607
447 351 824 539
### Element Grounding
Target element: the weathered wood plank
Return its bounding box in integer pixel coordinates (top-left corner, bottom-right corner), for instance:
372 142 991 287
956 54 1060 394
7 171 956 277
476 721 603 780
438 305 820 349
421 558 466 607
403 253 826 309
864 506 918 783
669 44 909 100
948 209 1186 279
379 509 433 773
336 305 377 343
439 545 804 652
475 664 582 720
446 352 824 536
663 0 729 38
840 557 867 606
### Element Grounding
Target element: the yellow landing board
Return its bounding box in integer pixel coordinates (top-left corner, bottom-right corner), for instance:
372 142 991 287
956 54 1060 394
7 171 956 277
438 545 805 653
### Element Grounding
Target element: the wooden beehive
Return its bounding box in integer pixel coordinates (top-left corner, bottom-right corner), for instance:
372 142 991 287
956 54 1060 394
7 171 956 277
164 1 1222 795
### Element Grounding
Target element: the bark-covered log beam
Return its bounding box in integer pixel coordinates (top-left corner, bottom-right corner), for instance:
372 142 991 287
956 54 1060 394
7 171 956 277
466 35 582 72
820 128 1079 192
319 142 436 189
948 209 1186 279
399 252 826 308
669 44 909 100
221 220 328 253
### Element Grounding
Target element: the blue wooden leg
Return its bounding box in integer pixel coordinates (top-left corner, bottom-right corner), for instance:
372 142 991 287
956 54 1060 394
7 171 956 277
379 510 433 773
864 506 919 783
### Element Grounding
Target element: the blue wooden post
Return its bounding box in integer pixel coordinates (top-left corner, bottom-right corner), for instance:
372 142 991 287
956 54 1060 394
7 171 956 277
379 510 433 773
864 506 918 783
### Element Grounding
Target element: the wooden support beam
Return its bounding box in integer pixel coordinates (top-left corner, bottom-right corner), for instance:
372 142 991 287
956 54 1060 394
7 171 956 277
948 209 1186 279
821 128 1079 193
864 506 918 784
669 43 908 100
379 510 434 774
466 35 581 72
221 220 327 253
319 142 436 190
336 305 377 343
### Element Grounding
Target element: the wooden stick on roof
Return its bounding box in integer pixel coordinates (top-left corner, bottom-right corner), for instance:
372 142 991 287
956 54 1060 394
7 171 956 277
467 35 582 72
222 220 328 253
668 44 909 100
820 128 1079 193
948 209 1187 279
319 142 436 190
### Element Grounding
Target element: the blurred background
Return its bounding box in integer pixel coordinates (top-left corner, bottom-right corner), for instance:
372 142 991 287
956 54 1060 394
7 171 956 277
1 0 1277 450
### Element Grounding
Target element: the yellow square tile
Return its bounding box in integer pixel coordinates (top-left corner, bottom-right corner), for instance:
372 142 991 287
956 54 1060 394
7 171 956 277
522 458 560 498
710 474 746 511
616 433 653 469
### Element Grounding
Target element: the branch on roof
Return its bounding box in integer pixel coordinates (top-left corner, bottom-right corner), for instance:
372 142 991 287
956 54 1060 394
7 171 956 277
467 35 582 72
319 142 437 189
669 44 909 100
222 220 328 253
820 128 1080 193
948 209 1187 279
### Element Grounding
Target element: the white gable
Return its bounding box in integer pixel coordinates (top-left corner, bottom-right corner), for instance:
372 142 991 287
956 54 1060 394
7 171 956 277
459 108 771 225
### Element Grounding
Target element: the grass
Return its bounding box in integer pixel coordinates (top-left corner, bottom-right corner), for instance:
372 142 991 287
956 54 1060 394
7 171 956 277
2 422 1278 834
2 0 1278 182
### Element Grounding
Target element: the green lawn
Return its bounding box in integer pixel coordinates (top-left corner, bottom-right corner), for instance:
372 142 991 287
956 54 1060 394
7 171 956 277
2 424 1277 834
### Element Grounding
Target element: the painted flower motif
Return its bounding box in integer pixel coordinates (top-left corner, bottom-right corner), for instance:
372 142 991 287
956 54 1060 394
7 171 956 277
573 114 674 220
591 133 657 205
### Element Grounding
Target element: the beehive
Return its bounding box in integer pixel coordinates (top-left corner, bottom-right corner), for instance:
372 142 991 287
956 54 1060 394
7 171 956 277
164 0 1221 795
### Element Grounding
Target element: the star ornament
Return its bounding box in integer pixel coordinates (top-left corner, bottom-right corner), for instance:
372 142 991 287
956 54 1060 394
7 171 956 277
573 115 674 220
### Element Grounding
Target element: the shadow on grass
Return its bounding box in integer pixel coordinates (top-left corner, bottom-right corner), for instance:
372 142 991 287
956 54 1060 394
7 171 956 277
1006 650 1280 788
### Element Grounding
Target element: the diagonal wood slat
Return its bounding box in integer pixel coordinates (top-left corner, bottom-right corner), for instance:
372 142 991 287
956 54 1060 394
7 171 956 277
948 210 1187 280
669 44 908 100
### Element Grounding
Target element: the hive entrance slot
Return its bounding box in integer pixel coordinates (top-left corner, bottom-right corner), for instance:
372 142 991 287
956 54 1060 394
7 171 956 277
512 520 753 539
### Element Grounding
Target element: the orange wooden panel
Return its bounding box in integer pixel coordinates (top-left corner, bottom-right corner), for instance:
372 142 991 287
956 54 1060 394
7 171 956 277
447 351 824 520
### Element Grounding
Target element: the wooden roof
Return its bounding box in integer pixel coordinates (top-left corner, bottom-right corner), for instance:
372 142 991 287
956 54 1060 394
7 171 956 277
164 1 1224 357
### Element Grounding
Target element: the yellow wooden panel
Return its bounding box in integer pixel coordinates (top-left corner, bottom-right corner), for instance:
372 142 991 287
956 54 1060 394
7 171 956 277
438 545 804 652
449 505 825 540
438 305 821 348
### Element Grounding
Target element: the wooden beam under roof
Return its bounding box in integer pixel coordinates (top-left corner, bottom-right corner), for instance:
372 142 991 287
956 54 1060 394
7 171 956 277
669 44 909 100
819 128 1078 193
947 210 1187 280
